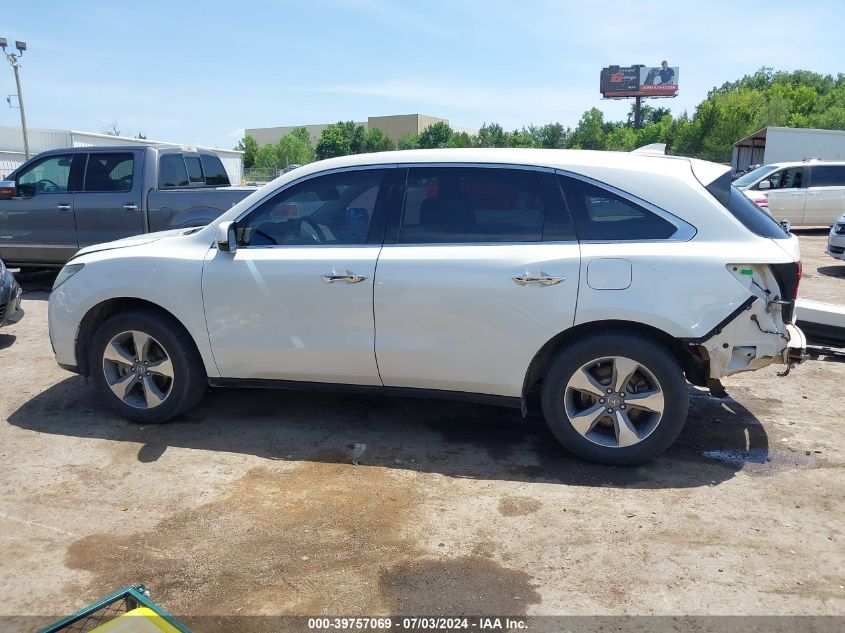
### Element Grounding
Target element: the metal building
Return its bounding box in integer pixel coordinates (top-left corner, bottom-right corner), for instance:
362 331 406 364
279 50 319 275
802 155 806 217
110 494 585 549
732 126 845 172
0 126 244 183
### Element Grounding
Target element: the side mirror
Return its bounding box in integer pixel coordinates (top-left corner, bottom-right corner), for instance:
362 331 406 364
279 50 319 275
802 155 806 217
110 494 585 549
0 180 16 200
216 220 238 254
757 180 771 190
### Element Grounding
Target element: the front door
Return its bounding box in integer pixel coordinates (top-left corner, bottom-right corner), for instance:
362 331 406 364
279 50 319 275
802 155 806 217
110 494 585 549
73 151 145 247
202 167 393 384
804 165 845 226
761 167 807 224
0 153 83 265
374 166 580 397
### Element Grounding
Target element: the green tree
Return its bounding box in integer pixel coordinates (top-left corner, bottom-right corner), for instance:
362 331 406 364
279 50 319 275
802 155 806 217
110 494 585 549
277 127 314 167
398 133 420 150
418 121 454 148
529 123 571 149
236 135 259 168
314 121 369 160
315 125 352 160
254 143 280 168
364 127 395 152
446 131 473 148
475 123 507 147
605 126 638 151
570 108 607 150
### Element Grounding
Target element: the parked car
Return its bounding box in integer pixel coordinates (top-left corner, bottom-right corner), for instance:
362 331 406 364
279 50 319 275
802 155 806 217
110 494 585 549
0 145 255 268
0 258 23 328
828 213 845 261
733 160 845 226
48 148 806 465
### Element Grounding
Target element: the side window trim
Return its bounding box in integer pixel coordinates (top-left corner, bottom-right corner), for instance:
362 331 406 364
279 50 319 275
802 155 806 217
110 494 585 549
555 169 696 243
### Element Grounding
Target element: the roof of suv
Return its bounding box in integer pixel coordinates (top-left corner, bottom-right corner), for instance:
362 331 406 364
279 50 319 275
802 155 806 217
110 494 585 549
285 147 704 180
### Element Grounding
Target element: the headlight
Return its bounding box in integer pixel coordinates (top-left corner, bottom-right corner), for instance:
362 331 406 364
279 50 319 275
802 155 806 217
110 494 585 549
52 263 84 291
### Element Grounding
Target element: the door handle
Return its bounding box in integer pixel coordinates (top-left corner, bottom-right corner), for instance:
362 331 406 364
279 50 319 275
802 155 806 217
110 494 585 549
512 274 566 286
123 203 138 212
321 273 368 284
56 203 71 212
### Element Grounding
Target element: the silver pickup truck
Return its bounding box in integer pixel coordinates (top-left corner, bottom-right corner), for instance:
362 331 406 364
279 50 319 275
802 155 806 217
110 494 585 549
0 145 255 268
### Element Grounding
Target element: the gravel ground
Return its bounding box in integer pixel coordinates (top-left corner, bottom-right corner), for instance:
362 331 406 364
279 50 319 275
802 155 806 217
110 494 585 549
0 230 842 631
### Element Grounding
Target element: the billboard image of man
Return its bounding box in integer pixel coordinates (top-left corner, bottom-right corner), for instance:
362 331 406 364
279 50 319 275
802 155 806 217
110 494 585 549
639 62 679 95
657 60 675 85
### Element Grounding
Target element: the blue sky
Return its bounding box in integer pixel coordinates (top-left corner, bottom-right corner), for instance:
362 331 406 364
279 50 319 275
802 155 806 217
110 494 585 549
3 0 843 149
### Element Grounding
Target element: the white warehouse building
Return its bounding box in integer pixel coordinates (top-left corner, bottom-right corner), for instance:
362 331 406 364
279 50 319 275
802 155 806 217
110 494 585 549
0 126 244 183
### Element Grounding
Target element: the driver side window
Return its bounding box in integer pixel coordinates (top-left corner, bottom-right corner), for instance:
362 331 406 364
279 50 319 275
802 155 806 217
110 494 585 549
238 169 385 247
16 154 77 197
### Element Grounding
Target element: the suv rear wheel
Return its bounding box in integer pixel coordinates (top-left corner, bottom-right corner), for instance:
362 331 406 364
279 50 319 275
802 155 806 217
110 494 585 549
541 333 688 465
89 309 207 423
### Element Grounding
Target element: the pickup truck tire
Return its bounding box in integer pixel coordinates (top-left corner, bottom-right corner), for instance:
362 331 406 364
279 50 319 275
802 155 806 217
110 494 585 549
88 309 207 423
541 333 688 466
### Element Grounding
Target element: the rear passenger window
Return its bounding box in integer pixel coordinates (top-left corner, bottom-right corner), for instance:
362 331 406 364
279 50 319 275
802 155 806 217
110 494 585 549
200 154 230 186
810 166 845 187
185 156 205 184
399 167 545 244
84 153 134 192
159 154 189 188
559 176 677 241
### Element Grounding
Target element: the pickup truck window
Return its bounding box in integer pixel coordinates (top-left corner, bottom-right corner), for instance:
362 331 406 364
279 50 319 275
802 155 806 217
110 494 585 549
84 153 134 192
185 156 205 184
16 154 78 197
159 154 189 188
200 154 230 186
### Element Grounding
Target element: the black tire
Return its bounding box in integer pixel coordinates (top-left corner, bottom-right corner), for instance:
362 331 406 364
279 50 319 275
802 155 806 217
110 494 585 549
88 309 207 423
541 332 688 466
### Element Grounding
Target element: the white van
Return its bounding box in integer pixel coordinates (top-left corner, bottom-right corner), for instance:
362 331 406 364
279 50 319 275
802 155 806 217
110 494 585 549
733 160 845 227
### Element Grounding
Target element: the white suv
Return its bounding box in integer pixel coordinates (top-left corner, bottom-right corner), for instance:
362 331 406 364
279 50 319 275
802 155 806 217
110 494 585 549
48 149 806 465
734 160 845 226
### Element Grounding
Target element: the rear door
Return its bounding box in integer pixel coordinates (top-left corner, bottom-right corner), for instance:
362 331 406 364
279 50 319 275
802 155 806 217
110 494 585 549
804 165 845 226
0 153 83 265
762 167 807 224
374 165 580 397
73 150 145 247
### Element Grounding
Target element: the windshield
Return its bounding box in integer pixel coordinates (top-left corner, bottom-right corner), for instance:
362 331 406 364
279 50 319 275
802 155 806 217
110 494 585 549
733 164 777 188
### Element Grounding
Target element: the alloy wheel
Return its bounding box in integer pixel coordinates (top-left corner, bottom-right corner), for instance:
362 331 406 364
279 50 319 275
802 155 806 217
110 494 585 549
564 355 664 448
102 330 174 409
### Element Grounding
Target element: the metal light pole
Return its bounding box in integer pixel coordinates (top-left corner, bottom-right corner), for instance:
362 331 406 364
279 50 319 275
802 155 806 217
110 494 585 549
1 38 30 159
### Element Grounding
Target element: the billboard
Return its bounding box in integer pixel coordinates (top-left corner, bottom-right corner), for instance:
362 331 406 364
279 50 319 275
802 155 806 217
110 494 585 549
600 63 679 97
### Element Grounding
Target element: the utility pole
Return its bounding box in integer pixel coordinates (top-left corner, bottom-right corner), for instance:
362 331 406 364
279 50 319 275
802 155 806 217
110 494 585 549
634 96 643 129
1 38 30 159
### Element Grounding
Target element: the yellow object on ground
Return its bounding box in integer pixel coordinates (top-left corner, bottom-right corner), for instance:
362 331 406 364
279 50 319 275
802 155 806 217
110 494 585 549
90 607 182 633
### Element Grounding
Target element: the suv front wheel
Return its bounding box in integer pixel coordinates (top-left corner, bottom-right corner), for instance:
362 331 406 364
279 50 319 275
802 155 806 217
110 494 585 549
541 333 689 466
89 309 207 423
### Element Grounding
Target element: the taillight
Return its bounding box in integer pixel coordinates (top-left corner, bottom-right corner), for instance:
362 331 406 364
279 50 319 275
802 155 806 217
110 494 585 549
753 197 768 208
795 261 802 299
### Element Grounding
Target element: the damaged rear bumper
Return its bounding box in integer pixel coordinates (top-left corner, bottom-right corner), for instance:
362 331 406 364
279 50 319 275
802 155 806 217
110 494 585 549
689 296 805 380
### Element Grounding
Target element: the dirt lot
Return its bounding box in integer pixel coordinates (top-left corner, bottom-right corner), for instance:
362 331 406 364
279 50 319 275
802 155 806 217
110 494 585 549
0 230 843 630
